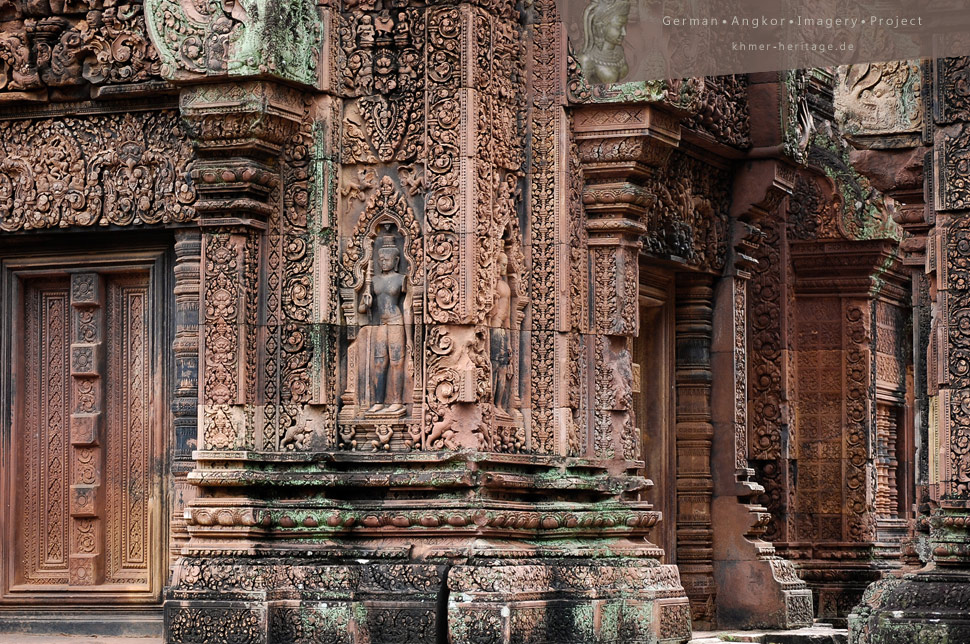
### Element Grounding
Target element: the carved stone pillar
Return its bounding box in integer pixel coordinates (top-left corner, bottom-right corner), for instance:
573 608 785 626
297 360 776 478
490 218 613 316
674 273 716 624
170 229 201 562
568 101 693 643
573 103 680 467
181 82 303 458
710 160 813 629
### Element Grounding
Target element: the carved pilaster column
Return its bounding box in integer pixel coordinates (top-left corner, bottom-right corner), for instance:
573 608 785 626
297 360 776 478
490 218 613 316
179 83 303 461
930 55 970 563
170 229 201 561
573 103 680 467
711 160 813 629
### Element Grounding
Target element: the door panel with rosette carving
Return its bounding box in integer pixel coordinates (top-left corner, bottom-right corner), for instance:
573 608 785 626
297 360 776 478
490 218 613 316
1 249 168 604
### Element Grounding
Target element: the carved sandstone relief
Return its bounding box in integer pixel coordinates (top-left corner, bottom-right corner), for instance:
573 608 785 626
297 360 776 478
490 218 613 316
339 176 423 450
0 0 162 100
576 0 630 85
836 61 923 138
642 150 730 273
334 0 528 454
144 0 321 86
683 74 752 149
0 110 195 230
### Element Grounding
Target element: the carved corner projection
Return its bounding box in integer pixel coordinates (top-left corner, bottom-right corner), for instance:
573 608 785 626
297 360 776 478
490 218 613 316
144 0 323 87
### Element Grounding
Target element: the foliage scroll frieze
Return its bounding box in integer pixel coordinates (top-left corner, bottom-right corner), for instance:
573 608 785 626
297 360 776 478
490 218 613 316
144 0 321 86
945 216 970 497
0 110 195 231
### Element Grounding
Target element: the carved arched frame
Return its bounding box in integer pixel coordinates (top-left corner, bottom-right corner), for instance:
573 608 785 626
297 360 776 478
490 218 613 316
338 176 425 443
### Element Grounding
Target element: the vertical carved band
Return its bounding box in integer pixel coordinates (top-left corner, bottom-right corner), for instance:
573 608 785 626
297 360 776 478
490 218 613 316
734 278 749 472
172 230 201 559
69 272 105 586
200 229 261 452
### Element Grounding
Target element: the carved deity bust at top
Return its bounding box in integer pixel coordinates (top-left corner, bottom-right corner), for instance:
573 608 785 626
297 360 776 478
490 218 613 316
578 0 631 84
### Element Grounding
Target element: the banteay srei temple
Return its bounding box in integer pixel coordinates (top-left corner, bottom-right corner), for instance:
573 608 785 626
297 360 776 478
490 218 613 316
3 0 970 641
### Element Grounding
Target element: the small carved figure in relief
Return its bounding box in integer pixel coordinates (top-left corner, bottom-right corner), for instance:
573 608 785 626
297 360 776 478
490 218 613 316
577 0 631 84
490 252 513 412
358 229 408 414
358 15 376 47
393 12 411 47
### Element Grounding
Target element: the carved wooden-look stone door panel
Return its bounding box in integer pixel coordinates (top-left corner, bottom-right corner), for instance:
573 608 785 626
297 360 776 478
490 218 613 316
1 252 167 604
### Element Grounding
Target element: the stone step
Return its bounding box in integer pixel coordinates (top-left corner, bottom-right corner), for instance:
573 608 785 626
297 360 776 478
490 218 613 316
690 624 848 644
0 638 160 643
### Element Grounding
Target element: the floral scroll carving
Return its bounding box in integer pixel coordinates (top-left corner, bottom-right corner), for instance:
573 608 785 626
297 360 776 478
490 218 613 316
0 110 195 230
0 0 162 99
684 75 752 149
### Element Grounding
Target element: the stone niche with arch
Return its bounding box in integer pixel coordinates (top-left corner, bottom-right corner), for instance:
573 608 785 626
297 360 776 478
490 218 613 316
339 175 424 452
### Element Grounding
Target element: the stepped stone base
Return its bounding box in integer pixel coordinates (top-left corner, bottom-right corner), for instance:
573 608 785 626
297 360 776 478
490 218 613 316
164 551 692 644
848 571 970 644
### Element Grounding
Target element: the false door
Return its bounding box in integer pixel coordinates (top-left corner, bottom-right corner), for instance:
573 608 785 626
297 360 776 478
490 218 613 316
1 251 167 604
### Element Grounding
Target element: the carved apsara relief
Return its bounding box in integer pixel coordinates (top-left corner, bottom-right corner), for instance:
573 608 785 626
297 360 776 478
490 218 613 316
576 0 630 84
339 176 422 451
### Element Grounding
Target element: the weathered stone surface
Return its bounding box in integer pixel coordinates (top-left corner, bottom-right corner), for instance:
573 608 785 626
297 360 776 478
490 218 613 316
0 0 945 639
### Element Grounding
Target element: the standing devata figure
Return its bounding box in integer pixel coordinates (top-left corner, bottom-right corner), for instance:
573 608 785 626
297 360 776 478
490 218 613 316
358 233 409 414
490 251 513 412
